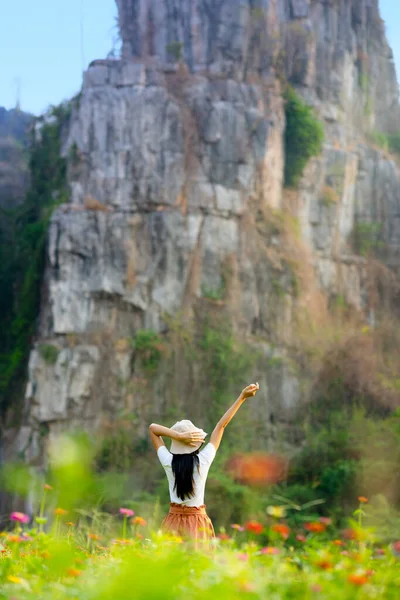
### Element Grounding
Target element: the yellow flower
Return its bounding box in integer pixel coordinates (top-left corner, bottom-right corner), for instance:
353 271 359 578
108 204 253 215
54 508 68 516
267 506 287 519
7 575 22 584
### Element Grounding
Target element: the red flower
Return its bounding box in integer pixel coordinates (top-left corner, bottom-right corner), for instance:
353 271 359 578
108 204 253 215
245 521 264 535
392 540 400 555
304 522 326 533
357 496 368 504
271 524 290 539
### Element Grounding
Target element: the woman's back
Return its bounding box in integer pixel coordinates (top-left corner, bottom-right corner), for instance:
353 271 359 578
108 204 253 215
157 443 216 507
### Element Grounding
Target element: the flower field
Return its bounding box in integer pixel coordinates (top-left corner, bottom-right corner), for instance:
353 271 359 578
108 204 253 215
2 435 400 599
2 495 400 599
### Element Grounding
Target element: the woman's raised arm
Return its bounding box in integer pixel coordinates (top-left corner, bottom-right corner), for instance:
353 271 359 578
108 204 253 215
149 423 206 451
209 383 259 451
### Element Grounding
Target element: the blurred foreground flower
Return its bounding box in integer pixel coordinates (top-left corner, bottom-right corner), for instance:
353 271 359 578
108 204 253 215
231 524 244 532
245 521 264 535
267 506 286 519
271 524 290 539
10 512 30 524
227 453 288 486
261 546 280 555
304 522 326 534
120 508 134 517
348 572 370 586
66 568 82 578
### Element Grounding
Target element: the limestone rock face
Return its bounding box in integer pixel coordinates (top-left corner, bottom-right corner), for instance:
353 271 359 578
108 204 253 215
12 0 400 462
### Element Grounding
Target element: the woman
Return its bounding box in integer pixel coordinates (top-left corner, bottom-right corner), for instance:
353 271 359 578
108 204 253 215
149 382 259 541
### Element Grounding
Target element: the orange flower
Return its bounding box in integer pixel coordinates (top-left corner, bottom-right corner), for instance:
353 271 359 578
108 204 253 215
358 496 368 504
271 524 290 539
304 522 326 534
66 522 75 527
316 559 333 570
348 573 369 586
333 539 344 546
88 533 100 540
132 516 147 526
245 521 264 535
44 484 53 491
217 533 230 541
54 508 68 516
7 535 21 543
66 568 82 578
342 528 360 541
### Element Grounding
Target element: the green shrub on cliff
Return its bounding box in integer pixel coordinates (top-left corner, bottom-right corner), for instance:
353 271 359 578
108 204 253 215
0 103 70 413
284 87 324 188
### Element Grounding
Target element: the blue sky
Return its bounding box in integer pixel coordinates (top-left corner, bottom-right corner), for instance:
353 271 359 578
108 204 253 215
0 0 399 115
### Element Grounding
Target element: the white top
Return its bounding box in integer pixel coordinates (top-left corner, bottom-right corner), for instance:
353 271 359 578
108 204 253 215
157 443 216 507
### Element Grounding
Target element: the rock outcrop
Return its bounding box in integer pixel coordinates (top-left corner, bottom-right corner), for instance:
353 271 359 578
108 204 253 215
9 0 400 464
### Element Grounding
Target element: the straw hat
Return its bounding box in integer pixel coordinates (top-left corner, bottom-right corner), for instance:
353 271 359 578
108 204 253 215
169 420 207 454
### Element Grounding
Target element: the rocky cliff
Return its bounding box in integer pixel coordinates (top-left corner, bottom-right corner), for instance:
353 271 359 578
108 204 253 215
8 0 400 465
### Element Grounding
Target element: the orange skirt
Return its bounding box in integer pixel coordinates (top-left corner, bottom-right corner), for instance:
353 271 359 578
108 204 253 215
161 503 215 541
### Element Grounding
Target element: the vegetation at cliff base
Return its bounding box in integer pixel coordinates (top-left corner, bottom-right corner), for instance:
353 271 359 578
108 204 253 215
284 87 324 188
0 104 69 413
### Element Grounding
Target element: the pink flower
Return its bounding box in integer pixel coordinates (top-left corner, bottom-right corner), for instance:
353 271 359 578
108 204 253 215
296 534 307 543
238 553 248 561
261 546 280 555
231 524 245 532
319 517 332 526
10 512 30 524
119 508 134 518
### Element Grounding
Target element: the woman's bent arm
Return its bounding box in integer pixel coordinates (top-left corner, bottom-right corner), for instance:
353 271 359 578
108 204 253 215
149 423 206 451
209 383 259 451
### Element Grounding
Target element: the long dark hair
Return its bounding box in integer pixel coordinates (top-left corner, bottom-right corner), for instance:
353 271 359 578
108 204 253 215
171 451 200 501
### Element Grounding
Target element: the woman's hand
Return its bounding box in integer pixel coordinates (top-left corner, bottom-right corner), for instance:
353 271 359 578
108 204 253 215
240 382 260 399
177 431 206 447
